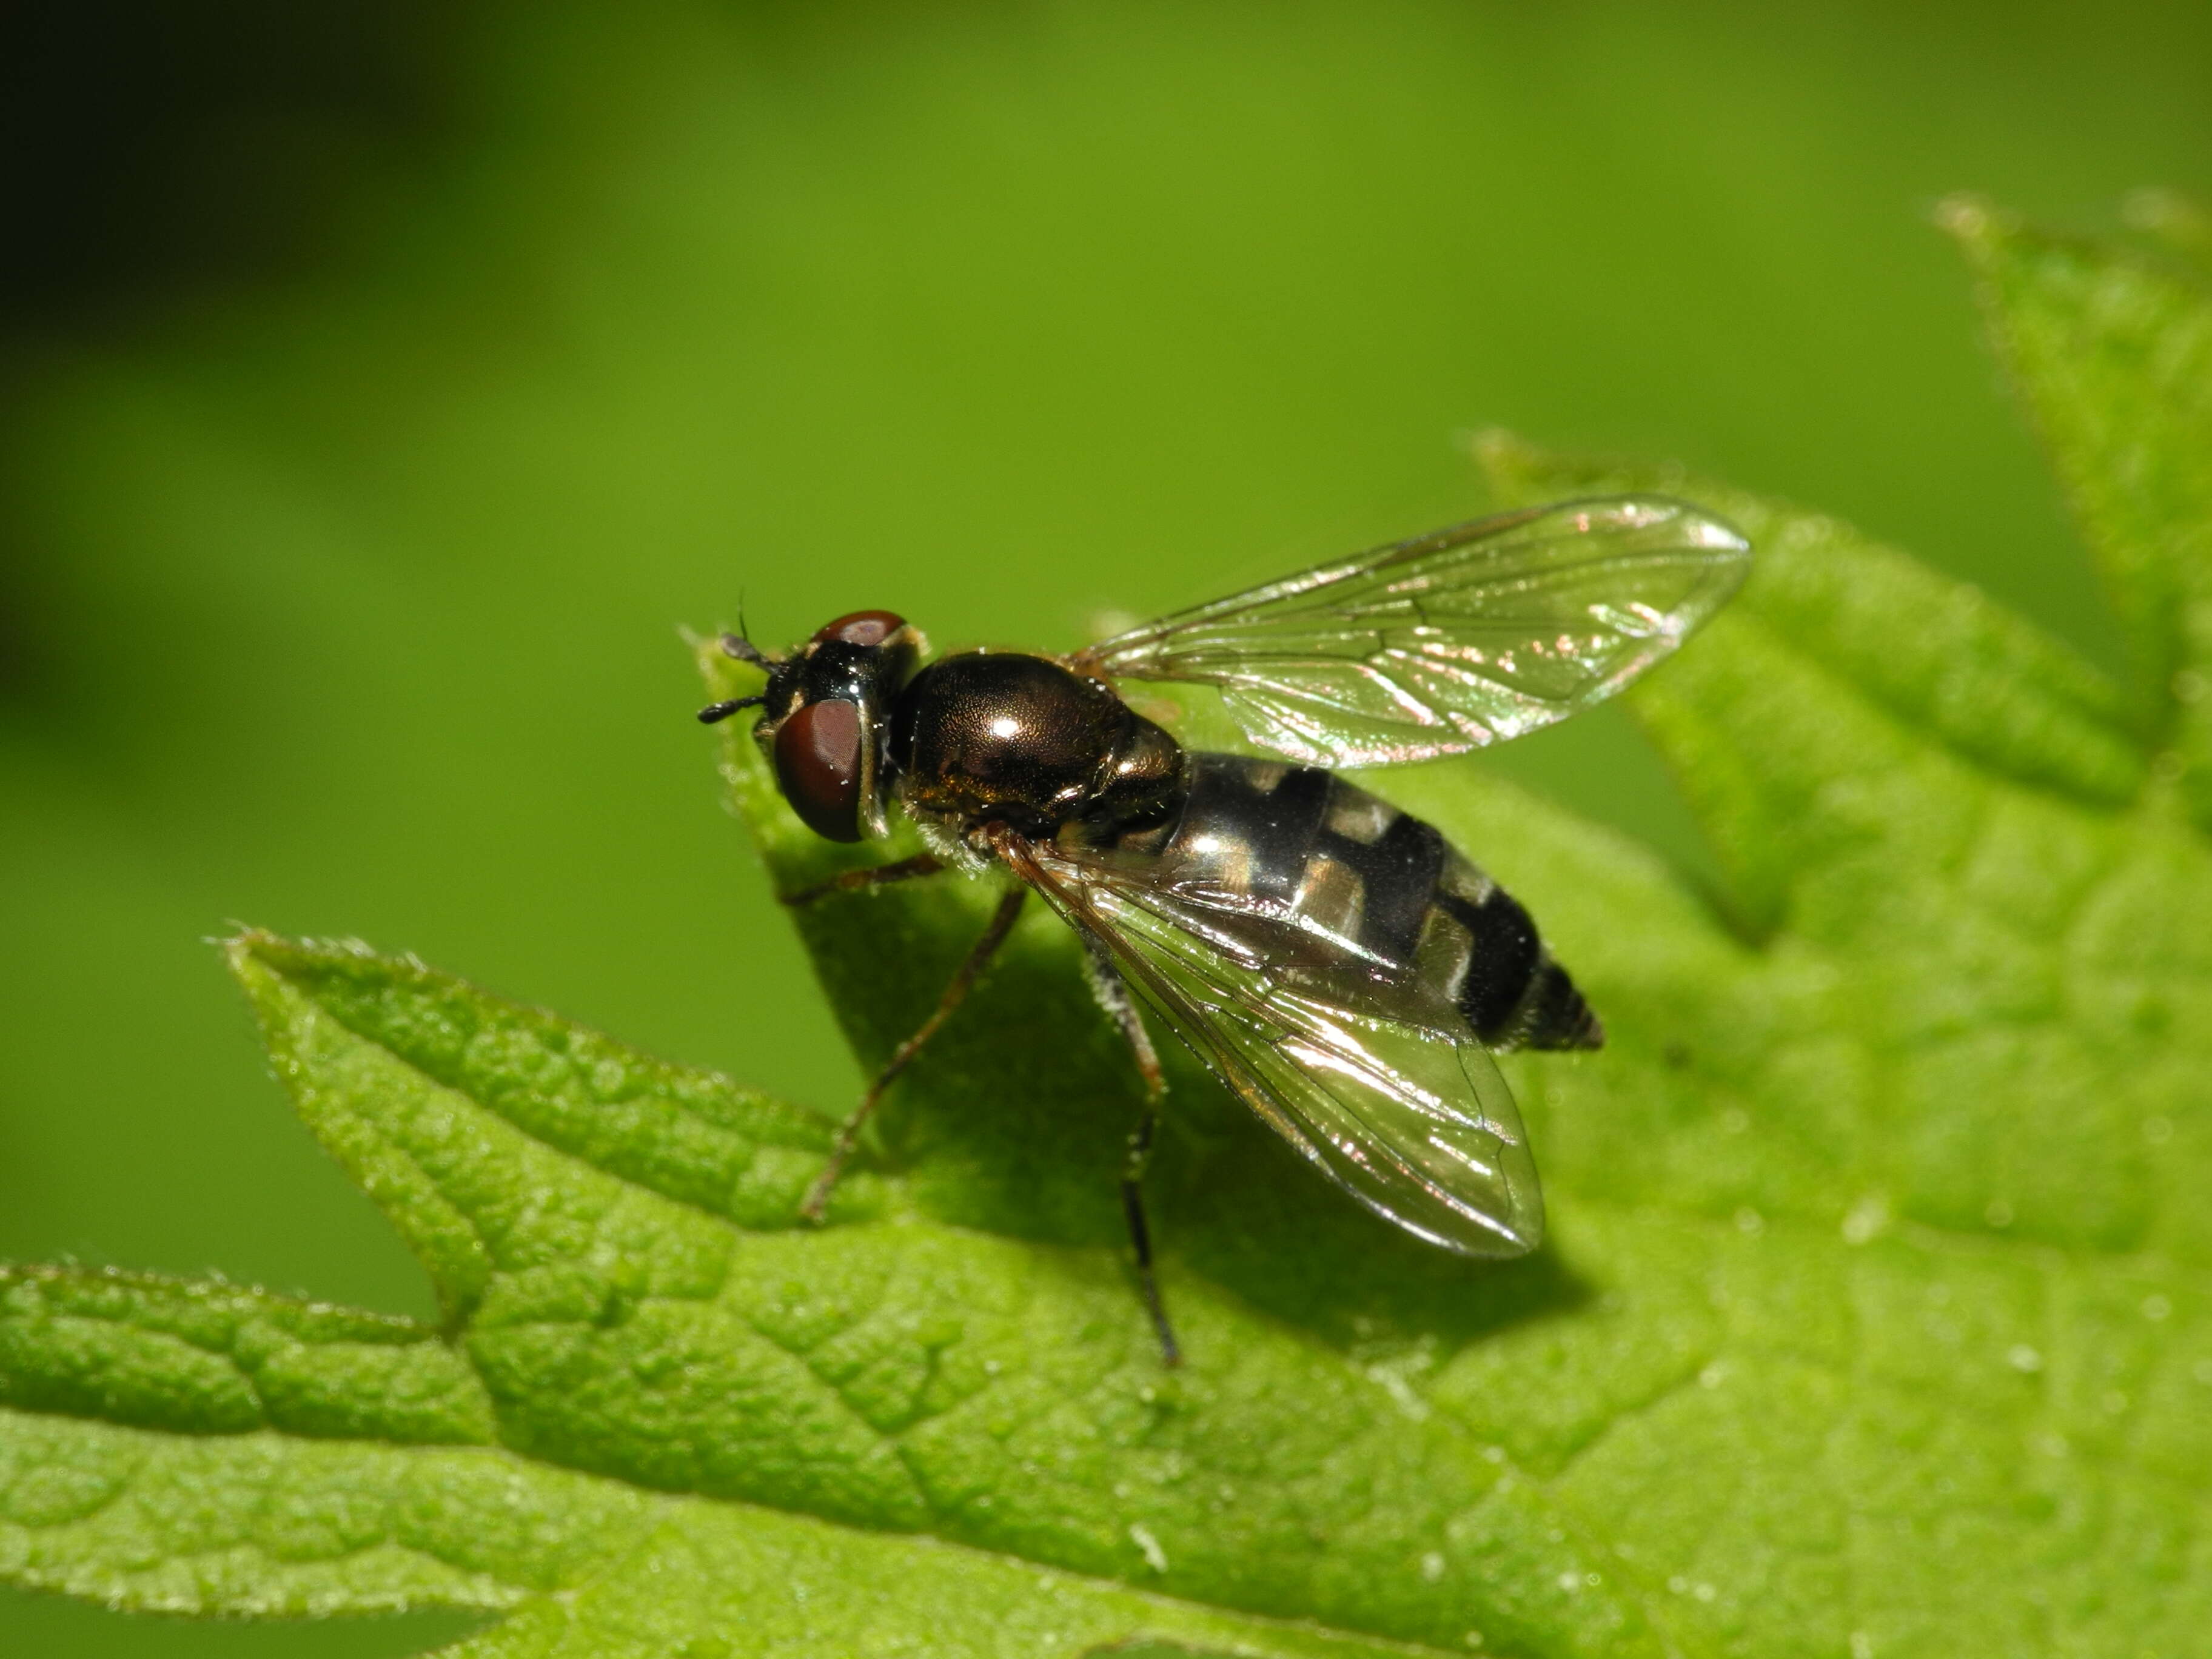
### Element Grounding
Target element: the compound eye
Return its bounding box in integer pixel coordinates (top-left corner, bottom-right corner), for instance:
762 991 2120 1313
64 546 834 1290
773 699 865 842
815 609 906 649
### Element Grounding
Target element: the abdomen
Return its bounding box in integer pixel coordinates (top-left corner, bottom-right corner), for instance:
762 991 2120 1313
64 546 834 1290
1138 752 1602 1051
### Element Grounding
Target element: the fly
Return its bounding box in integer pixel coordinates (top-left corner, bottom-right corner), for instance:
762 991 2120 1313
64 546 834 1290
698 497 1751 1364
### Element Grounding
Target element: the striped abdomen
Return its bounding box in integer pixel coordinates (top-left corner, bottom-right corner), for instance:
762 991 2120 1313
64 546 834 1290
1133 752 1601 1051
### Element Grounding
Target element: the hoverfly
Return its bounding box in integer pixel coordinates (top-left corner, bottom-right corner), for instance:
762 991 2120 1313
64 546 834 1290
700 497 1750 1364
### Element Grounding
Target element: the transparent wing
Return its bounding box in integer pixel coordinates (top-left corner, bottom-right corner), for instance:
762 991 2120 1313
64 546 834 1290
999 831 1543 1258
1074 497 1750 767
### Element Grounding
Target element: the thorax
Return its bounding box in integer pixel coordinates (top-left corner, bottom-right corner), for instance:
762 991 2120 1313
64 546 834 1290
890 651 1184 842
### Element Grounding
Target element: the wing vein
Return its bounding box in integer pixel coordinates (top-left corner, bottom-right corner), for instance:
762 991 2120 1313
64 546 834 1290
1077 497 1749 768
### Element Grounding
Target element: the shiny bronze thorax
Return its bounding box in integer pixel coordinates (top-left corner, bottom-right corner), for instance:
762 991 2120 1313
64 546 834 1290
891 652 1185 843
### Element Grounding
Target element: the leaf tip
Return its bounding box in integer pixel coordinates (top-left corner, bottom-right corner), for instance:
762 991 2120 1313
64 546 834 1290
218 930 415 1029
218 924 286 992
1932 193 2029 276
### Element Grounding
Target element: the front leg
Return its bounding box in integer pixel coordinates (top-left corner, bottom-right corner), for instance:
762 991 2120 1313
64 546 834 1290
799 884 1027 1221
780 853 948 907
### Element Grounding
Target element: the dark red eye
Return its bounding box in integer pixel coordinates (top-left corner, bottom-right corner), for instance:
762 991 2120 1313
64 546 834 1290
815 610 906 649
773 699 865 842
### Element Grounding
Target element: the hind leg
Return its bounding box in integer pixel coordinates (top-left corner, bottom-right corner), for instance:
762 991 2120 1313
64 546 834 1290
1079 933 1181 1368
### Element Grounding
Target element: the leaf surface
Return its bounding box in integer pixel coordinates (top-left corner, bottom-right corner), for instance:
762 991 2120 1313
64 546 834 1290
1944 194 2212 820
6 204 2211 1657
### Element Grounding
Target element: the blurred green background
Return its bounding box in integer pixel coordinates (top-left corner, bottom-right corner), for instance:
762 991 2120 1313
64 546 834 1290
1 1 2206 1651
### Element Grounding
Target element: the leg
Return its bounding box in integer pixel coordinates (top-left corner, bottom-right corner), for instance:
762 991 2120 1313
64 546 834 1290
1121 1111 1180 1369
1080 934 1182 1368
800 885 1026 1221
780 853 948 907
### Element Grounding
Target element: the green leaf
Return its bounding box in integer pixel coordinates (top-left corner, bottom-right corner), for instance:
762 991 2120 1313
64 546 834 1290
7 200 2210 1657
1943 193 2212 822
7 936 1618 1658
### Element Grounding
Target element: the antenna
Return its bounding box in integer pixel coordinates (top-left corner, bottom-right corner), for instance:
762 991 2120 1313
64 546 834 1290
719 631 771 668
